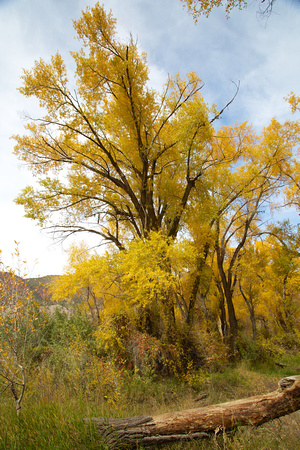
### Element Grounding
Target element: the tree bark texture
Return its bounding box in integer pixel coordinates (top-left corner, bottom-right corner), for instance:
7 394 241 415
86 375 300 448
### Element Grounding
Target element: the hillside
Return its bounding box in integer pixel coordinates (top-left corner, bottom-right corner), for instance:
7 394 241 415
0 271 61 305
25 275 60 303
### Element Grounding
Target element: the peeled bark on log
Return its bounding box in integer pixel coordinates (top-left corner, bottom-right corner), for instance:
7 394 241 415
86 375 300 448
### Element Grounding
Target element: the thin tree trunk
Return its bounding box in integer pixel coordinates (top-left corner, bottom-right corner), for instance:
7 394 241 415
216 279 227 338
215 244 238 357
86 375 300 449
9 364 25 416
239 282 257 341
282 275 294 333
186 244 210 326
223 283 238 357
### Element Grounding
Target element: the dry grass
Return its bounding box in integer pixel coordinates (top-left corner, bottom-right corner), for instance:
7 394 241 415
1 360 300 449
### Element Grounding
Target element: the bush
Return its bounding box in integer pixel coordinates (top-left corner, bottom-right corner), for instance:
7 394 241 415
237 334 270 366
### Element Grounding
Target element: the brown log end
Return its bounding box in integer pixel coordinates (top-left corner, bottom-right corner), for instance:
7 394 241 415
84 415 154 449
84 414 211 448
278 375 299 390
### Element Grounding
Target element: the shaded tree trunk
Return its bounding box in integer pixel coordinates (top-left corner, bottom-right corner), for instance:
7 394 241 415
214 220 238 357
86 375 300 449
239 281 257 341
186 243 210 326
216 257 238 357
282 274 295 333
216 279 227 338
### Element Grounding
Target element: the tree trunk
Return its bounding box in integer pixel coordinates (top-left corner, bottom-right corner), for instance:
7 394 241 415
216 279 227 338
224 285 238 357
86 375 300 448
186 245 210 326
215 244 238 357
239 282 257 341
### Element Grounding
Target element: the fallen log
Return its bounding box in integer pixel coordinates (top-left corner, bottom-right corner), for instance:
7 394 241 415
86 375 300 449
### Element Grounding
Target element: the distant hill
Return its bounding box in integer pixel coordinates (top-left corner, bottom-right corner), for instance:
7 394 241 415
1 273 84 316
0 271 61 304
26 275 61 303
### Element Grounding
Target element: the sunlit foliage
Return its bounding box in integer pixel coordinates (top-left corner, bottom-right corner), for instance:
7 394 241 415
13 3 300 364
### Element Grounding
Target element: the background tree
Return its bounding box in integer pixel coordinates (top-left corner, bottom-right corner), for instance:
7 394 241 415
235 242 268 341
263 221 300 333
190 119 299 355
0 247 39 414
51 234 204 372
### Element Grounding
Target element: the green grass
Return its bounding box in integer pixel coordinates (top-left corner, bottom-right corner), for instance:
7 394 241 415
1 359 300 449
0 395 101 449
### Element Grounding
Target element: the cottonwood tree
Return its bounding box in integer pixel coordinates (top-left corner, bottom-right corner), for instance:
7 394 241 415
201 119 299 355
263 221 300 333
13 3 239 252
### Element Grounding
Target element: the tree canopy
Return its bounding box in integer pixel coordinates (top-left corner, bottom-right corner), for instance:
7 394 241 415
13 3 240 249
13 3 300 359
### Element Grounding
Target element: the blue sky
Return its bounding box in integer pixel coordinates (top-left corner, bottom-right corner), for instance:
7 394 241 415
0 0 299 276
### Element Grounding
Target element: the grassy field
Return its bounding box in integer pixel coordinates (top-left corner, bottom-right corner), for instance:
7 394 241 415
1 356 300 449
